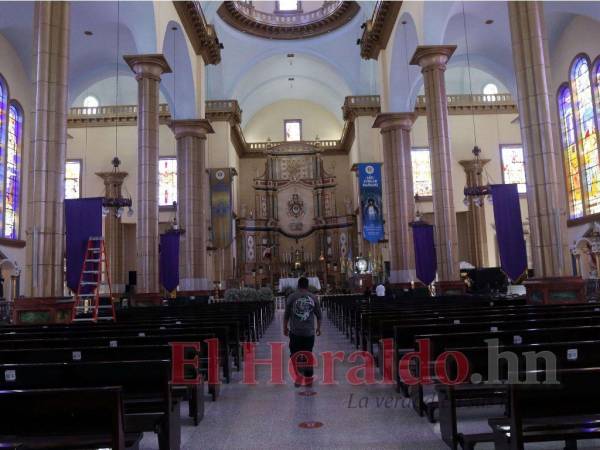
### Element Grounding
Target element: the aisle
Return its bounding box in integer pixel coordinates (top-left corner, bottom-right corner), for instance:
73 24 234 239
141 309 447 450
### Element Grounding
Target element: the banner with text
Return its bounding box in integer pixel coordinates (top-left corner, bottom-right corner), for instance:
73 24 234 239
357 163 384 243
210 168 235 249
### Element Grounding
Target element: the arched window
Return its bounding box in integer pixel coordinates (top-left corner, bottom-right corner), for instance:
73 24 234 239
558 83 584 218
0 77 6 227
4 102 22 239
570 55 600 215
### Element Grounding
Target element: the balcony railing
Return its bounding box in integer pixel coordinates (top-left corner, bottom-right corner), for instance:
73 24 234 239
415 93 517 115
69 104 171 118
231 1 345 26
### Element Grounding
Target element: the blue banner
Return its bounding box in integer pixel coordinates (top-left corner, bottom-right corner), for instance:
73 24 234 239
358 163 384 243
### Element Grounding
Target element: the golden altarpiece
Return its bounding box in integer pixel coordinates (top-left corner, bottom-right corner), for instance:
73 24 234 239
236 143 358 289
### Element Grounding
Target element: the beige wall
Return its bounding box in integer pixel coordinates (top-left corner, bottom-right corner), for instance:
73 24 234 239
410 112 526 267
243 99 343 142
0 32 33 287
66 123 177 225
550 15 600 253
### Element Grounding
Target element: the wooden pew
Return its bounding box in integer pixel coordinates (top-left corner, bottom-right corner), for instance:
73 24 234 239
489 367 600 450
0 360 180 450
0 386 142 450
436 339 600 449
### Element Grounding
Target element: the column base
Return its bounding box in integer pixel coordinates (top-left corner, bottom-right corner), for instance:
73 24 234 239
435 280 467 296
131 293 162 307
523 276 585 305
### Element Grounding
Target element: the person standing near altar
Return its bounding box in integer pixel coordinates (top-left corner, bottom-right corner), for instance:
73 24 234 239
283 277 322 387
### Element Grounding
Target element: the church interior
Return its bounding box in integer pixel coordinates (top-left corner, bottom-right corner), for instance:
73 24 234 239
2 0 600 449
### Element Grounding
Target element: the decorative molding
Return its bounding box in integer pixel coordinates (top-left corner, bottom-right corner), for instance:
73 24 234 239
205 100 242 125
359 1 402 60
173 1 222 65
342 95 381 121
67 104 171 128
217 1 359 40
414 94 518 115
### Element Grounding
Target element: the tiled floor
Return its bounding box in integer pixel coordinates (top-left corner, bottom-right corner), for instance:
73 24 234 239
139 310 600 449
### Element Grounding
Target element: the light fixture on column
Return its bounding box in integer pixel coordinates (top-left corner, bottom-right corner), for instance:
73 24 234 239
102 156 133 218
461 1 491 209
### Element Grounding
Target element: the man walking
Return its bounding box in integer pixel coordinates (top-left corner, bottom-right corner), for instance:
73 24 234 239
283 277 322 387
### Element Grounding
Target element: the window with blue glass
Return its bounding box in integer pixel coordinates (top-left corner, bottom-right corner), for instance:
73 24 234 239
0 74 23 239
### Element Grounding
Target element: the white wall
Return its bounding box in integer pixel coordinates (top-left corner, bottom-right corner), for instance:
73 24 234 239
243 99 343 142
0 32 33 289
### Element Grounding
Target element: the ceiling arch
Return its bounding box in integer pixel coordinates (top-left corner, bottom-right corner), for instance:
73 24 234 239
160 20 197 119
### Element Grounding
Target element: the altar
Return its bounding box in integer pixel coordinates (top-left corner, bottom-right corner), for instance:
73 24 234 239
278 277 321 292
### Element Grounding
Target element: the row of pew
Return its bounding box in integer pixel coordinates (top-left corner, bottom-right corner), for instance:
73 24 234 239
0 299 274 450
323 293 600 450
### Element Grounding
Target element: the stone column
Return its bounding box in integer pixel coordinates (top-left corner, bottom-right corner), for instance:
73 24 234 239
373 112 417 286
411 45 464 293
96 171 128 293
458 159 490 268
124 55 171 298
508 2 583 301
26 2 70 297
169 119 214 294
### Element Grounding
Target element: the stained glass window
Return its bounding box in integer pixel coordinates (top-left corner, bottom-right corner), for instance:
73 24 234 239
4 103 21 239
65 160 82 199
0 77 6 228
571 56 600 215
284 119 301 142
558 84 583 219
158 157 177 207
500 145 527 194
411 148 432 197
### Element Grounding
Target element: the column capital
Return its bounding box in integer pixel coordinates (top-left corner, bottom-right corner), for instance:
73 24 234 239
458 158 490 174
373 112 417 131
95 171 129 186
123 54 172 80
169 119 215 139
410 45 456 69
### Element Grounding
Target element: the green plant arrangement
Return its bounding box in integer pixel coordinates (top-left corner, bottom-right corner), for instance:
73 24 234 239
224 288 241 302
257 287 274 302
239 287 258 302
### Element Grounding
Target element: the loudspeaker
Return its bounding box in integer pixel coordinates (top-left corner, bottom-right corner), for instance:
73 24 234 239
128 271 137 286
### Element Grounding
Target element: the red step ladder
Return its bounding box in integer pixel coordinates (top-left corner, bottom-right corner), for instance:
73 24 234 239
72 236 115 322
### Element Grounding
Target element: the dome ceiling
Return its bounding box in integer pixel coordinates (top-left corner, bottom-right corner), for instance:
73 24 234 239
217 1 360 40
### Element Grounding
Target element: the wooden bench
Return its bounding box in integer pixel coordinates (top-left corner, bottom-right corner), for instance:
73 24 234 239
0 386 142 450
489 367 600 450
0 359 180 450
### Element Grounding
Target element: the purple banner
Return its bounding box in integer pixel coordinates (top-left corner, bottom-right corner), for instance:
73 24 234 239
65 197 103 292
411 221 437 285
160 231 180 292
490 184 527 281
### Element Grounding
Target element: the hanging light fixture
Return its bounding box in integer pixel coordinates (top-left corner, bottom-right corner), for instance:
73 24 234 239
102 1 133 218
461 1 490 208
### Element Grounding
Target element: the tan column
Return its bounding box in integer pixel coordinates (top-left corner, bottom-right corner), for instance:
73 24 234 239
95 171 128 293
458 159 490 268
508 2 570 277
411 45 461 285
169 119 214 294
124 55 171 296
373 112 417 285
26 2 70 297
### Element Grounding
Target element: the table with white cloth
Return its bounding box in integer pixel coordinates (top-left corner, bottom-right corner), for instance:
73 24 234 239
278 277 321 292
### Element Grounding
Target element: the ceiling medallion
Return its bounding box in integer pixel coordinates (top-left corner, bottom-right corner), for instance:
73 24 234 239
217 1 360 40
